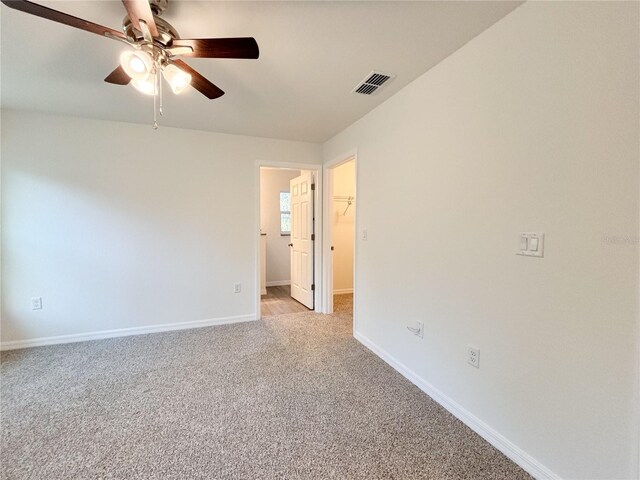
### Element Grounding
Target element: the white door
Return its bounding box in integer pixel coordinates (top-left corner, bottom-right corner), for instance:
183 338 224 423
290 172 314 309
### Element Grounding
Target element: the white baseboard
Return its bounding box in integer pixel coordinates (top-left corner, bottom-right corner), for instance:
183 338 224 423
333 288 353 295
266 280 290 287
0 314 257 351
354 331 561 480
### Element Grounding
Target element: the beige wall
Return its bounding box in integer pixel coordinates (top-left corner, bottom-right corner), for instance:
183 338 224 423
1 110 321 345
323 2 639 478
260 168 300 285
332 160 355 293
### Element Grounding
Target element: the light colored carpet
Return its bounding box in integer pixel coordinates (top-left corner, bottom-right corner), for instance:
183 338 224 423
1 300 531 479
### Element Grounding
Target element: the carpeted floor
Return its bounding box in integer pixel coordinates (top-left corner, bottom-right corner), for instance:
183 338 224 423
1 298 531 479
332 293 353 314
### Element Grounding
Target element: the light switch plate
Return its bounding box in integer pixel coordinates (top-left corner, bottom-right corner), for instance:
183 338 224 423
517 232 544 258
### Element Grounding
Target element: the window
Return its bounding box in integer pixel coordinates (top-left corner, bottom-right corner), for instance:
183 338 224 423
280 191 291 235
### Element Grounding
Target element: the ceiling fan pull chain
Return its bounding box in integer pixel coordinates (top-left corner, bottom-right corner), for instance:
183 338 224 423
152 64 159 130
152 90 158 130
159 69 163 116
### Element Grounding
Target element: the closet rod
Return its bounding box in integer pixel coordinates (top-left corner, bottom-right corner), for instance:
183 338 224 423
334 195 355 215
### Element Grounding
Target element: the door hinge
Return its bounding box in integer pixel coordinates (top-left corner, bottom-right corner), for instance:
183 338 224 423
311 183 315 191
311 284 315 291
311 233 315 241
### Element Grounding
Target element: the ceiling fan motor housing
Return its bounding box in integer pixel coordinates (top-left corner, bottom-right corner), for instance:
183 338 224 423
122 0 179 46
122 16 179 45
149 0 168 16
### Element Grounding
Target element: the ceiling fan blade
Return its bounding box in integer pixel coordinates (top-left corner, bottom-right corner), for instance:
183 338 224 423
121 0 158 38
170 38 259 59
104 66 131 85
172 60 224 100
1 0 127 40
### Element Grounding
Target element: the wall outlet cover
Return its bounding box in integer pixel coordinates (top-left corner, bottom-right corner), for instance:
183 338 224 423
31 297 43 310
467 346 480 368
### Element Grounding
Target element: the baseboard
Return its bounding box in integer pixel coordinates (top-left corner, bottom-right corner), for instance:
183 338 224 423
353 331 561 480
0 314 257 351
266 280 290 287
333 288 353 295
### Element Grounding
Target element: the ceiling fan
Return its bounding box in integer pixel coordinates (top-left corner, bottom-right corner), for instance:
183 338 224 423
1 0 259 110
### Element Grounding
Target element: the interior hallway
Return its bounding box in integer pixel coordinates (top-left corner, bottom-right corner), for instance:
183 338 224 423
261 286 354 317
261 285 311 316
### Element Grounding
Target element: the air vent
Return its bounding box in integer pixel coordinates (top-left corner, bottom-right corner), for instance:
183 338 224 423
352 71 394 95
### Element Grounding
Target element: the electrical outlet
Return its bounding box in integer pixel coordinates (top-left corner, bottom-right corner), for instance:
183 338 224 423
407 321 424 338
234 283 241 294
467 346 480 368
361 229 368 241
31 297 43 310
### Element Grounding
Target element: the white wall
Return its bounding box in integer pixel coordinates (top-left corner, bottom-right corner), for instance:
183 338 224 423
1 110 321 345
323 2 639 479
259 167 300 285
332 160 355 293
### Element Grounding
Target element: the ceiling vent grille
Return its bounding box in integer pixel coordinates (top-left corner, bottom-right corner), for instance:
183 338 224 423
352 71 394 95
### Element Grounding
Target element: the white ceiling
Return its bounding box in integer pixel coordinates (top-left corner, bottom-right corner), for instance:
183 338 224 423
1 1 522 142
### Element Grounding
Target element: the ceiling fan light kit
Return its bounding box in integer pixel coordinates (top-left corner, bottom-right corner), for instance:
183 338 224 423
119 44 191 98
162 64 192 95
120 50 154 81
131 74 158 96
1 0 260 128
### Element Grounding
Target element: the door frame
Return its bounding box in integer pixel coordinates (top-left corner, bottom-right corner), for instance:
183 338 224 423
255 160 323 318
322 149 357 318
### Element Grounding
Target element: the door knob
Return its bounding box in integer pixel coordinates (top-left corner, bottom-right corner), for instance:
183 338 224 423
288 243 293 247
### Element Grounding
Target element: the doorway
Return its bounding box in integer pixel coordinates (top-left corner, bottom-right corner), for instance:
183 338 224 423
323 155 356 316
257 164 321 318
